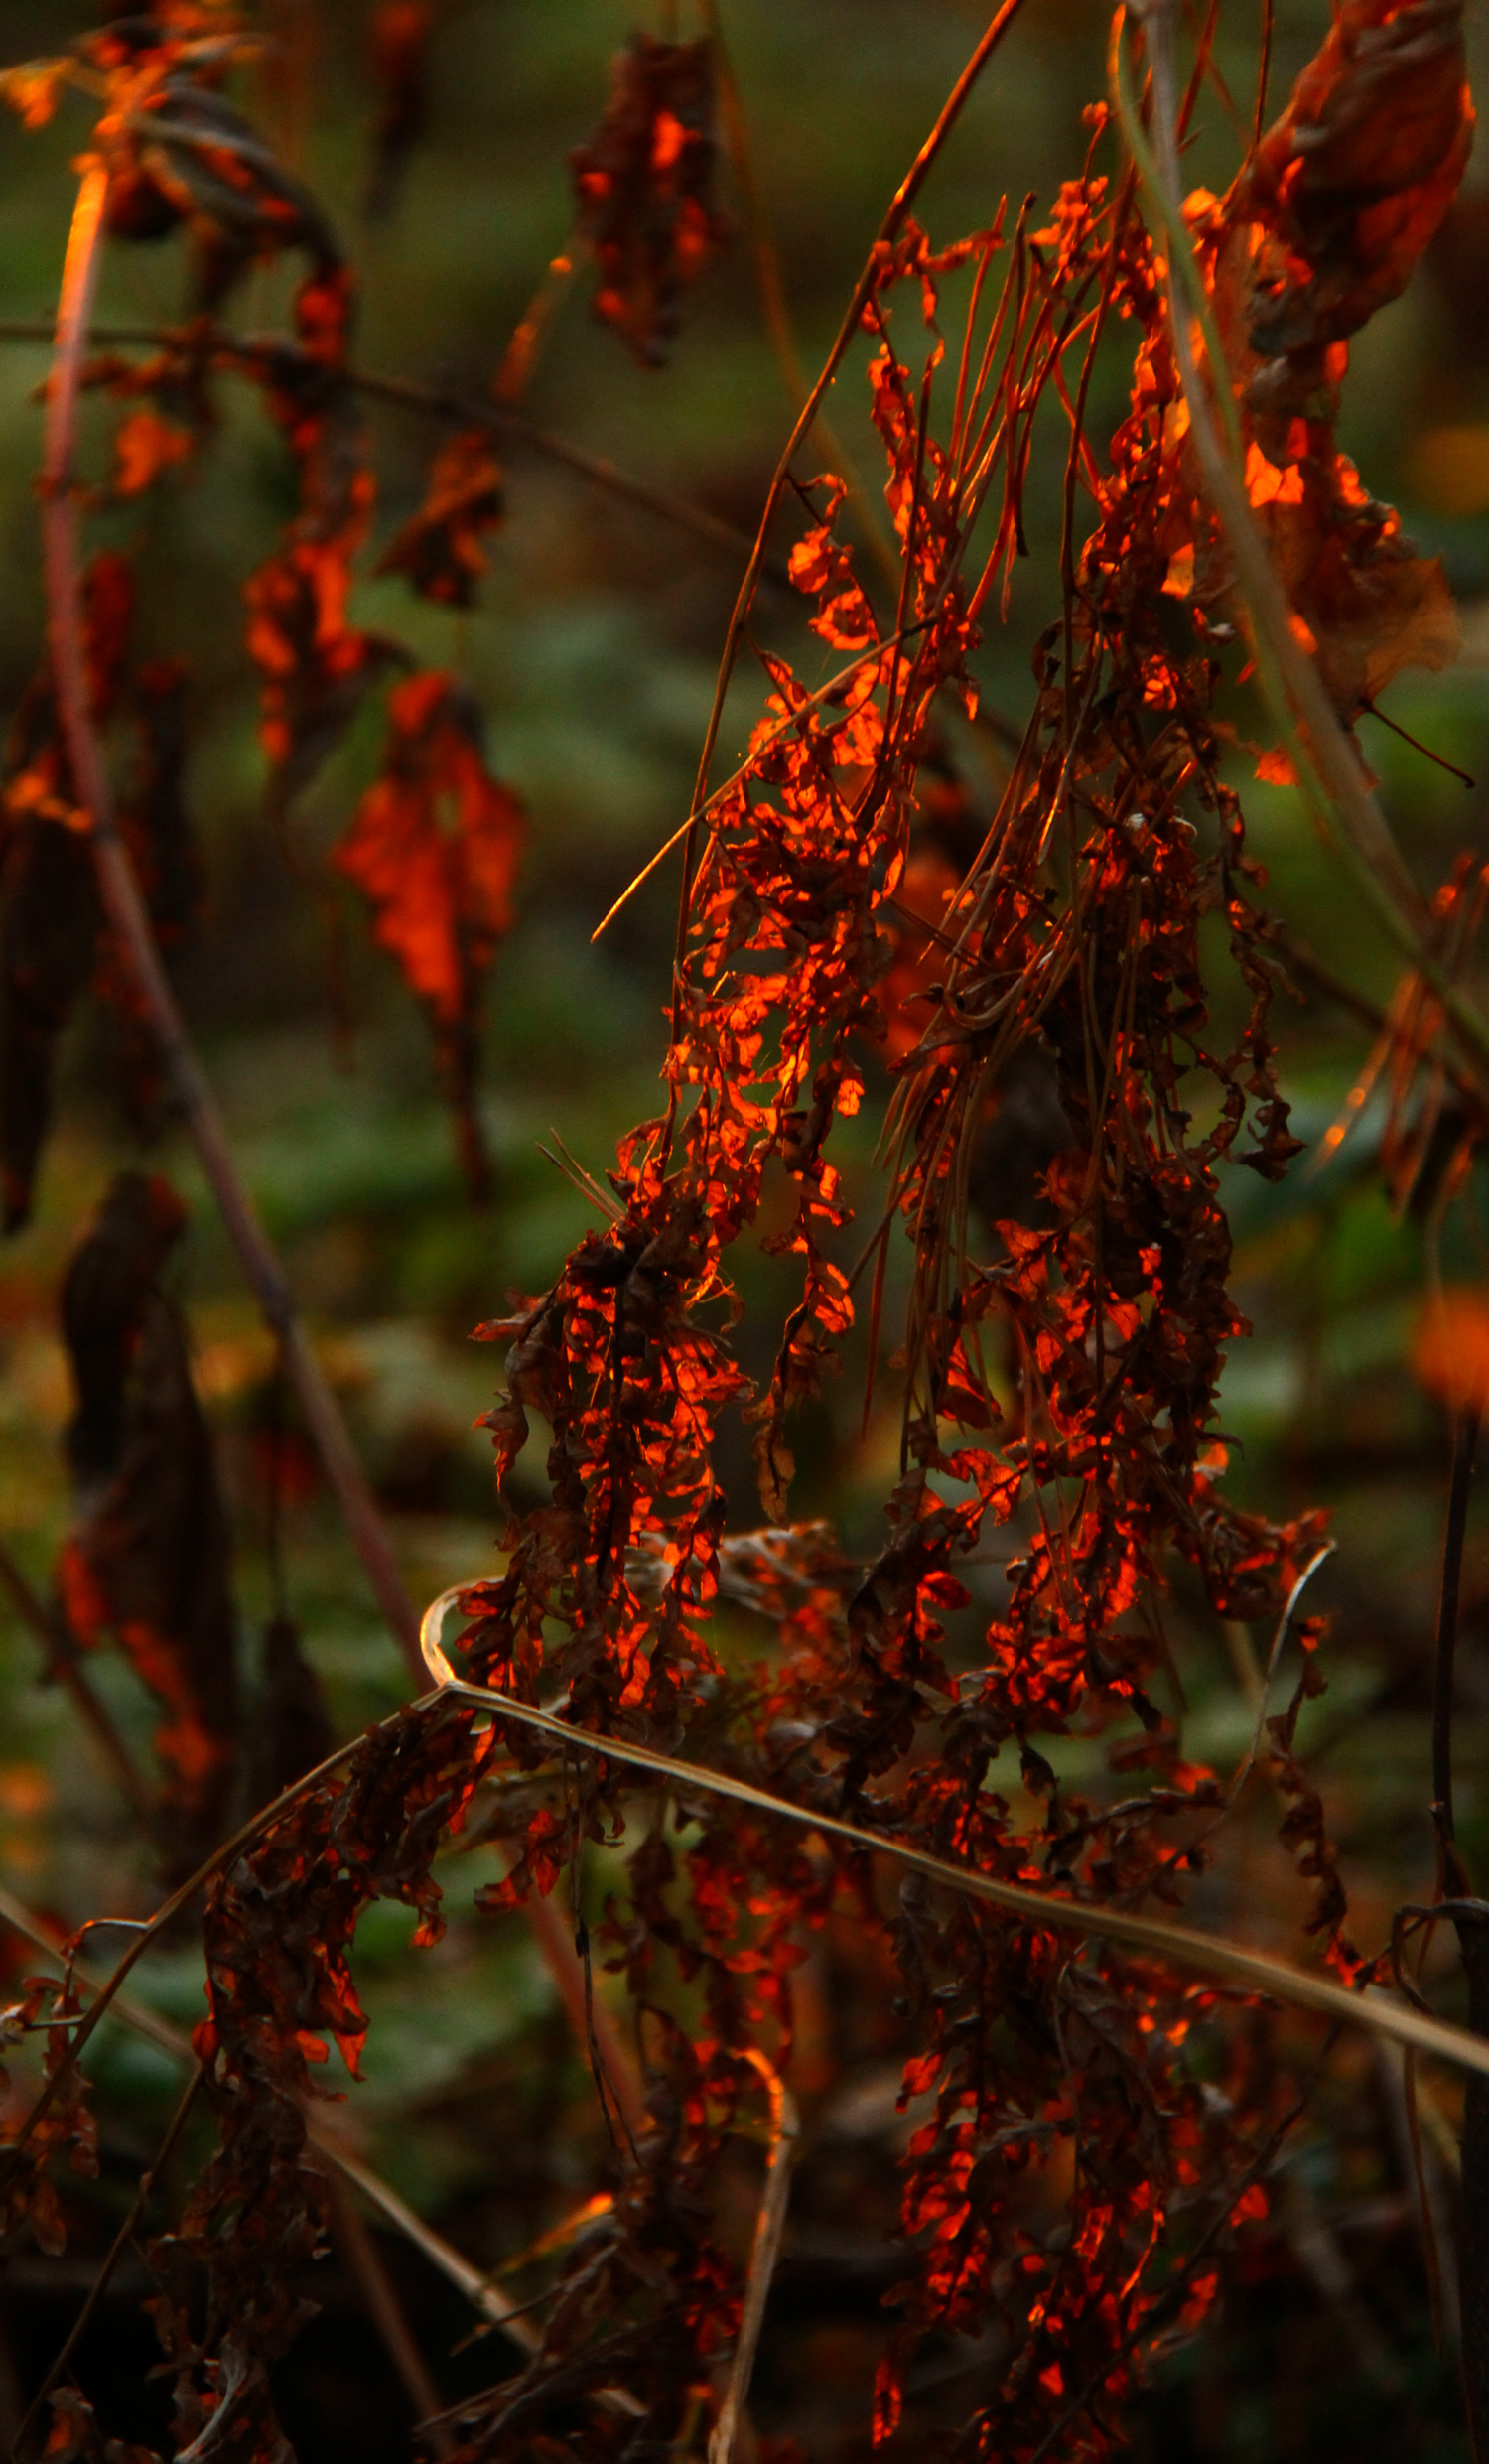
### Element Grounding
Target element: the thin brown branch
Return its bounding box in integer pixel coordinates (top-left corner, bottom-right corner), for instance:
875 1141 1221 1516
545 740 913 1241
0 314 770 573
37 167 644 2142
326 2169 456 2456
1432 1406 1481 1891
708 2048 798 2464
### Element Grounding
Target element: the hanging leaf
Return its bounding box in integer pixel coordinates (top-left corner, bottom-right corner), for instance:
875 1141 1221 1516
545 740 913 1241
570 34 730 365
1239 0 1473 362
374 426 503 607
334 670 524 1196
242 360 402 812
118 65 343 318
1202 0 1473 725
364 0 438 219
55 1172 239 1880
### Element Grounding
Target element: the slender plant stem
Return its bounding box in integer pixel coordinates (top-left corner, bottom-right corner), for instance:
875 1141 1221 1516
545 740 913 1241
0 316 768 570
1433 1406 1481 1888
707 2048 798 2464
417 1592 1489 2082
326 2169 455 2456
38 163 643 2137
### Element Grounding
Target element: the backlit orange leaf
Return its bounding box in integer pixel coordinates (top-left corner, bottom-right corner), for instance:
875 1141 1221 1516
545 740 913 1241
335 670 524 1195
375 426 502 607
110 405 193 498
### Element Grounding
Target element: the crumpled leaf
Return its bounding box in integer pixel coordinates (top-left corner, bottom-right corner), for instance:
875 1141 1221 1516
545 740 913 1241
1195 0 1474 725
374 425 502 607
1239 0 1473 361
334 670 524 1195
124 70 343 318
56 1172 238 1880
570 34 730 366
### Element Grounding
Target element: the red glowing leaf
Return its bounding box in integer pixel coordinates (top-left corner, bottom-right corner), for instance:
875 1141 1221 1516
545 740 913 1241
335 670 524 1194
375 426 503 607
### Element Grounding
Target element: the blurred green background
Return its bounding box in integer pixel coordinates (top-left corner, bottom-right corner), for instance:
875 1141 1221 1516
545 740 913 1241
1 2 1489 2456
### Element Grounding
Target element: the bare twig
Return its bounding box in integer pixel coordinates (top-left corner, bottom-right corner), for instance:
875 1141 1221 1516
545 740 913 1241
38 162 643 2143
326 2168 456 2455
1433 1406 1481 1891
708 2048 798 2464
0 315 769 571
419 1590 1489 2081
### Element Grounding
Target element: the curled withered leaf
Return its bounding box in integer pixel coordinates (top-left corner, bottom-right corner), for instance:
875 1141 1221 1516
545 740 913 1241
0 819 99 1236
55 1171 238 1880
334 670 524 1197
364 0 438 219
143 1703 488 2463
96 659 205 1137
0 1972 97 2263
128 71 344 319
374 425 503 607
76 340 217 502
1198 0 1472 727
570 34 730 366
1239 0 1473 363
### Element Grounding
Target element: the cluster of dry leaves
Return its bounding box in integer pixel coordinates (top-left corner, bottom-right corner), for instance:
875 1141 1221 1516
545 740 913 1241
0 2 1485 2460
